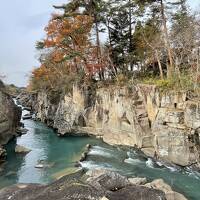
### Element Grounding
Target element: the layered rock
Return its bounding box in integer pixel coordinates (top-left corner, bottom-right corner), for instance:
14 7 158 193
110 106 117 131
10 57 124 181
138 85 200 167
20 85 200 167
0 169 186 200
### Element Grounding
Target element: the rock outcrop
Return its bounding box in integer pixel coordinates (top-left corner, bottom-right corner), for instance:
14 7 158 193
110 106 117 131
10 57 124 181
0 169 186 200
15 145 31 154
19 85 200 168
138 85 200 167
0 148 6 162
145 179 187 200
0 81 21 161
0 87 21 144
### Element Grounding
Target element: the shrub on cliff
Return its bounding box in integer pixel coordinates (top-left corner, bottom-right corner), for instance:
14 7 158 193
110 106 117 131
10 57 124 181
142 72 194 92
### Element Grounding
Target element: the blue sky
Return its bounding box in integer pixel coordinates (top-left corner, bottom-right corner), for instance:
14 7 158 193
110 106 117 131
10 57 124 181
0 0 199 86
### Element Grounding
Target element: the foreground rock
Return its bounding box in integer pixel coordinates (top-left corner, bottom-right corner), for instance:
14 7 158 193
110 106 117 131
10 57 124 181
0 169 188 200
0 170 169 200
0 82 21 144
145 179 187 200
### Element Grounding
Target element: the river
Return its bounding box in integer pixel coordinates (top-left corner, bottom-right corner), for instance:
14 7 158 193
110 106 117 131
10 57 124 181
0 108 200 200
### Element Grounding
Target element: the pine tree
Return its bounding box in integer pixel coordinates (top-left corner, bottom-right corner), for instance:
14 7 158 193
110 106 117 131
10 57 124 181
105 0 148 75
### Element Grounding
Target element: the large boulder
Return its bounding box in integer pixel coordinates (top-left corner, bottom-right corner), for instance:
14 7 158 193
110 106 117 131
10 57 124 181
15 145 31 154
86 169 130 191
0 82 21 155
0 170 168 200
145 179 187 200
106 185 166 200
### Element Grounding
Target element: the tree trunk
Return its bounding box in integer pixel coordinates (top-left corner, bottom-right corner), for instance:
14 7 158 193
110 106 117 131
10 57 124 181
155 50 164 79
94 15 104 80
106 17 117 76
129 0 133 71
160 0 174 78
195 49 199 90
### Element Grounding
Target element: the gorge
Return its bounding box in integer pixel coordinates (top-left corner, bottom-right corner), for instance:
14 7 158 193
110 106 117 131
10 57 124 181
2 83 197 200
18 84 200 169
1 0 200 199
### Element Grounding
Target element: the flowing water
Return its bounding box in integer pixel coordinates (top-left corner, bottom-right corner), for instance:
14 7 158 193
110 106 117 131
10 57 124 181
0 108 200 200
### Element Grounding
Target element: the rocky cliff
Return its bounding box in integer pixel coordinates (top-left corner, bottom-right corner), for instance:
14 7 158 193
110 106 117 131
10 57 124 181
20 85 200 168
0 81 21 160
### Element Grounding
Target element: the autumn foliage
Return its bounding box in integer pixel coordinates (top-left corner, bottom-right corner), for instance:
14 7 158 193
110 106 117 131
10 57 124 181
30 10 111 91
30 0 200 94
43 13 110 76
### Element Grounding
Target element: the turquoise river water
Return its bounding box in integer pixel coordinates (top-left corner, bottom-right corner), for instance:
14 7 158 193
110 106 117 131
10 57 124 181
0 113 200 199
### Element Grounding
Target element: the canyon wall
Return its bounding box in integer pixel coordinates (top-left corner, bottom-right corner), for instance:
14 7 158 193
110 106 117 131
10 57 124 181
24 85 200 168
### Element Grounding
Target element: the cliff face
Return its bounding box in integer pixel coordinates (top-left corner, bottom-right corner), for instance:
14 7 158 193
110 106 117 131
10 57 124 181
138 85 200 167
28 85 200 167
0 84 22 159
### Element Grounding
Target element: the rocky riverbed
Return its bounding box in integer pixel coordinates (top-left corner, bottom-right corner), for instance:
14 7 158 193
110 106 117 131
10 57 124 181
0 84 198 199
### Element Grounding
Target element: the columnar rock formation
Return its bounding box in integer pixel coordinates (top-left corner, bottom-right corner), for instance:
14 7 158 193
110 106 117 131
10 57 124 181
20 85 200 168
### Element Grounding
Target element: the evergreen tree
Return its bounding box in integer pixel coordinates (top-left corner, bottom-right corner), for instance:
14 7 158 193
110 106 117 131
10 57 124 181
105 0 148 75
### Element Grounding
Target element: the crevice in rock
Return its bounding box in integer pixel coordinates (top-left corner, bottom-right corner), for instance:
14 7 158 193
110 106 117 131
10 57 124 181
78 115 86 127
194 131 200 146
148 119 152 128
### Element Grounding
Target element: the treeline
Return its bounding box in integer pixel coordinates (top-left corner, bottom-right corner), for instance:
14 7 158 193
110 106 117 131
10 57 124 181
29 0 200 93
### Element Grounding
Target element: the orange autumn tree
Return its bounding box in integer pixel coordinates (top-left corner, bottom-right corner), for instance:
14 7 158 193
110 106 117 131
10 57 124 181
43 14 94 73
43 13 108 79
31 9 110 91
29 64 56 90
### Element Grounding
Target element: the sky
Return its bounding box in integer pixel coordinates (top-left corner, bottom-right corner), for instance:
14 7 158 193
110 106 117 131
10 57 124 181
0 0 199 87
